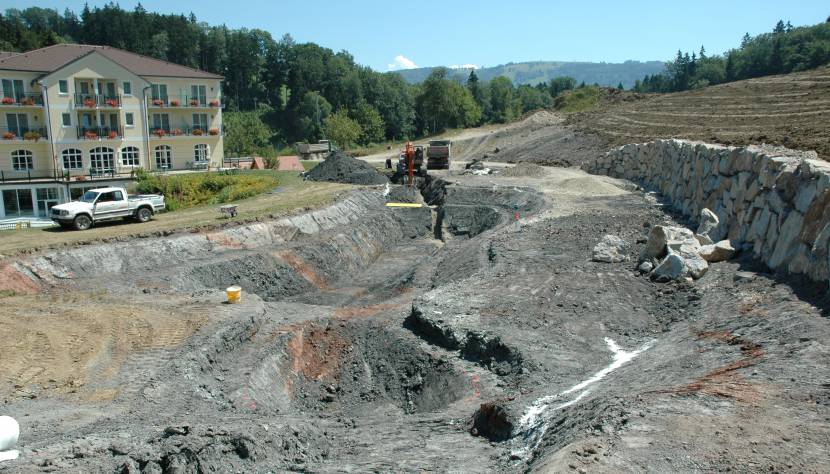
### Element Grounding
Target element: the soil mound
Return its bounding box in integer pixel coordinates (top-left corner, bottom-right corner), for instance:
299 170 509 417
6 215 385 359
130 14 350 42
501 162 546 177
306 151 388 185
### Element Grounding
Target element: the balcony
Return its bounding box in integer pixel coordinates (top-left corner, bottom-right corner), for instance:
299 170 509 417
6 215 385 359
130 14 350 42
0 93 44 108
148 95 222 109
150 126 223 139
76 126 124 140
73 93 122 109
1 126 48 141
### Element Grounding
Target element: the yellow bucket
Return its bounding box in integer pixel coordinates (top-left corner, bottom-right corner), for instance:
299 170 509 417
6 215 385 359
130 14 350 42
226 285 242 304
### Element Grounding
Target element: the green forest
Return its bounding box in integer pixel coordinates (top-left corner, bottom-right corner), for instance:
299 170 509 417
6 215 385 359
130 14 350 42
633 19 830 93
0 4 566 154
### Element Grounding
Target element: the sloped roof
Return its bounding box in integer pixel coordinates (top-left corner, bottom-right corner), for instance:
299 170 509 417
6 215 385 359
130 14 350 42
0 52 18 59
0 44 222 79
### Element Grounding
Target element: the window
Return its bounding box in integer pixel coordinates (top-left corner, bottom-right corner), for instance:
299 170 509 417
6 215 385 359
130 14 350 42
2 189 34 217
36 188 60 217
62 113 71 127
125 112 134 126
6 113 29 136
194 144 209 163
152 113 170 131
192 113 208 131
62 148 83 170
2 79 24 101
151 84 168 101
58 80 68 94
89 147 115 171
155 145 172 169
123 81 131 95
121 146 140 167
11 150 33 170
191 85 206 105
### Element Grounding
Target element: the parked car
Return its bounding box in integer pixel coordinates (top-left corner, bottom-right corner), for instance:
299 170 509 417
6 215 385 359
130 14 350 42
50 187 165 230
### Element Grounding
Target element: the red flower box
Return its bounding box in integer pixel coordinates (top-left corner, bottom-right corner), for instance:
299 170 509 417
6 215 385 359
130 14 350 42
190 99 200 107
209 100 220 107
208 127 220 136
20 97 35 106
105 99 118 107
107 131 118 139
152 99 165 107
84 131 98 139
171 128 183 136
1 97 15 105
83 98 96 108
153 129 166 137
170 99 180 107
2 131 15 140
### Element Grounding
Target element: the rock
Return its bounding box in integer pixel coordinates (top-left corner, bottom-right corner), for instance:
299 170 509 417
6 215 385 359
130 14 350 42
652 254 688 282
592 235 630 263
697 208 720 239
734 271 758 283
469 401 514 441
683 253 709 279
695 233 714 246
699 240 737 263
642 226 695 261
638 261 654 273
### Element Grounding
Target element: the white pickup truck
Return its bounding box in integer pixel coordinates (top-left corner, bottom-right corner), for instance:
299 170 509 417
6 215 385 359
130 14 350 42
50 187 166 230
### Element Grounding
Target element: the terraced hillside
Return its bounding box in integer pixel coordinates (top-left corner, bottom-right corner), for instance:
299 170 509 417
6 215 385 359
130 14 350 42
570 66 830 159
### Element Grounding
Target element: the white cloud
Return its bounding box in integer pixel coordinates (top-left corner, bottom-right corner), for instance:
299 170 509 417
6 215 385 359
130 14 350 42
387 55 418 71
449 64 478 70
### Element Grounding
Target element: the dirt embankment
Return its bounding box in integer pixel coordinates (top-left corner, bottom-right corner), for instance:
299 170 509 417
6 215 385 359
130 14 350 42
305 151 388 185
569 65 830 160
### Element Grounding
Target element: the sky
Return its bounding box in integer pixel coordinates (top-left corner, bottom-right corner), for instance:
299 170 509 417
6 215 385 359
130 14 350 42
6 0 829 71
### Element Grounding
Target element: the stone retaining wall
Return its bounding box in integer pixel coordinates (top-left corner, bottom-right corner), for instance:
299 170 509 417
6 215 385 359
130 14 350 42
583 139 830 283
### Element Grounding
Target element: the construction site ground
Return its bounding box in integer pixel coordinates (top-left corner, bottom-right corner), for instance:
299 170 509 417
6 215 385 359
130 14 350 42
2 73 830 471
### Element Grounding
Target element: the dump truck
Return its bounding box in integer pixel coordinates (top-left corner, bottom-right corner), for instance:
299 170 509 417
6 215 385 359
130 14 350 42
50 187 165 230
296 140 332 160
427 140 451 170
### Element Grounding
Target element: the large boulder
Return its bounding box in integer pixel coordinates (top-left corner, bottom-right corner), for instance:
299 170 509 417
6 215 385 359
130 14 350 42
699 240 737 263
652 254 688 282
592 235 630 263
697 208 720 240
642 225 696 261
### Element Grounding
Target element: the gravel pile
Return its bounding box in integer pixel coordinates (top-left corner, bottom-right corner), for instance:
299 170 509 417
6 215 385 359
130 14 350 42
501 162 546 177
306 151 388 185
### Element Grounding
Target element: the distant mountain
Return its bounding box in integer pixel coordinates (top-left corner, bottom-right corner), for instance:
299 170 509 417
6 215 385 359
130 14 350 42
395 60 666 89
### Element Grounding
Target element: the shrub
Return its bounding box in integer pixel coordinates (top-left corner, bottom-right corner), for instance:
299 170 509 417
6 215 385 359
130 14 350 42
170 99 180 107
192 128 204 136
23 131 41 141
171 128 183 136
134 170 278 212
554 86 604 113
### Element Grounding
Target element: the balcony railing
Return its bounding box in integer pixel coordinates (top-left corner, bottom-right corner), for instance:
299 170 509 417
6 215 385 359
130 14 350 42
1 126 48 141
76 126 124 140
0 168 66 183
0 93 44 107
150 126 223 138
148 95 222 108
73 93 122 108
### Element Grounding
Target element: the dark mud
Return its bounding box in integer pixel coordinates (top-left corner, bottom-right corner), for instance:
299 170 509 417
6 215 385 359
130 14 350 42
305 151 388 185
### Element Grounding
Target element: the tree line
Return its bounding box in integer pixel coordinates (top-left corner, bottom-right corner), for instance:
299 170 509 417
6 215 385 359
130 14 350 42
0 4 573 153
633 19 830 93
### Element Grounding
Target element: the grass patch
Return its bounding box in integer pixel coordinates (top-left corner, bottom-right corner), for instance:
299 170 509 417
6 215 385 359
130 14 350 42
134 169 279 211
0 290 17 299
554 86 604 113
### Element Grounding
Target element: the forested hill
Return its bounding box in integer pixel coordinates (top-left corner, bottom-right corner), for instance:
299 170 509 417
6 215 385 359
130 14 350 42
397 61 666 88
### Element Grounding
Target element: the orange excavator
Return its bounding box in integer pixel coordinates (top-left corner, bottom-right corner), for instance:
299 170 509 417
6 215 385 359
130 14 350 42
396 141 424 187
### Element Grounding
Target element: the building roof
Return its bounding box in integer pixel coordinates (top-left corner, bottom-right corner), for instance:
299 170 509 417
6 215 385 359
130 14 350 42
0 44 223 80
0 52 19 59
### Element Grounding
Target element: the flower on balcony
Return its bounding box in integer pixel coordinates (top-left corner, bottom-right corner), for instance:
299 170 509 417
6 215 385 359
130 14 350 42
2 131 15 140
171 128 183 136
83 98 96 108
107 131 118 139
209 100 220 107
105 98 118 107
1 97 14 105
153 128 167 138
23 131 41 141
20 97 35 106
170 99 180 107
192 128 204 136
152 99 165 107
190 99 200 107
84 130 98 140
208 127 220 136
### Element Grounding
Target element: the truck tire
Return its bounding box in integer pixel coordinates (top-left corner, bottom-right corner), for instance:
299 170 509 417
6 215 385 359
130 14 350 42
135 207 152 223
73 214 92 231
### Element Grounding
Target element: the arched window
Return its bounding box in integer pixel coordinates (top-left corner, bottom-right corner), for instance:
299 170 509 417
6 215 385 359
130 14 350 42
11 150 33 170
194 144 209 163
121 146 140 167
90 147 114 171
155 145 172 169
62 148 83 170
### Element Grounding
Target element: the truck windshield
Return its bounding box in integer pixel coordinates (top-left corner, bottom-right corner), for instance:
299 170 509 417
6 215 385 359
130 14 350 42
79 191 99 203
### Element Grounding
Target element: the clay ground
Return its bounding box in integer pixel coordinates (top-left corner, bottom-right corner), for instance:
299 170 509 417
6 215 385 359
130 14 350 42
1 144 829 473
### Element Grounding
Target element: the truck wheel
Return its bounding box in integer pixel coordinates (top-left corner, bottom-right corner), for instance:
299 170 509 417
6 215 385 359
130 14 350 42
135 207 152 223
73 215 92 231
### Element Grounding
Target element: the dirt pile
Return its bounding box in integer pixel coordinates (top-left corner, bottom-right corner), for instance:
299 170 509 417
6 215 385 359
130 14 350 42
305 151 388 185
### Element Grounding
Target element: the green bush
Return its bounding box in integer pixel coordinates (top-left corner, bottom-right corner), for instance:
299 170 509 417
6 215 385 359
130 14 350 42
554 86 604 113
135 169 278 211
